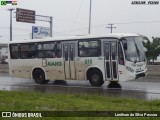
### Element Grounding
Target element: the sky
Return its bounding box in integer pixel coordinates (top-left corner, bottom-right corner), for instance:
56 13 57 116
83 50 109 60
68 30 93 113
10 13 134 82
0 0 160 42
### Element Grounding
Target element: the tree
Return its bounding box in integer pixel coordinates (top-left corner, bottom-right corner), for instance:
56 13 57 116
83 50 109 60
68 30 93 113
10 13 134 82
143 37 160 64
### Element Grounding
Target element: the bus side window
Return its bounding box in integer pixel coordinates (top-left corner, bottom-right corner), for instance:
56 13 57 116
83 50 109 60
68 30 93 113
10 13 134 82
52 52 56 58
20 44 36 59
111 42 117 60
80 45 88 56
46 51 54 58
37 42 57 58
10 45 19 59
64 45 68 61
118 42 124 65
105 43 109 60
79 40 101 57
37 51 44 58
70 45 74 61
56 42 62 58
79 42 89 57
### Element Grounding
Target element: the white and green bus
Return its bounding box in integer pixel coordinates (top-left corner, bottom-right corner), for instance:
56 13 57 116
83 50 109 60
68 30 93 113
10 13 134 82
9 33 147 86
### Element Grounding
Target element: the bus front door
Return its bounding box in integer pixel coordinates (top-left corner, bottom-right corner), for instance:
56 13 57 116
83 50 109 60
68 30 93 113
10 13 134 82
104 41 118 81
63 43 76 80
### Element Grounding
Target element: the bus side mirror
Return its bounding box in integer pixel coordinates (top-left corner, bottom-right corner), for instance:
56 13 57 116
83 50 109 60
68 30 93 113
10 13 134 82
120 38 127 50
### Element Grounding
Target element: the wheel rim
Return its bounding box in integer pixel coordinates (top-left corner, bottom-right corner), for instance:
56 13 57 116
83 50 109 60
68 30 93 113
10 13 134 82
36 72 43 81
92 74 99 82
38 75 42 80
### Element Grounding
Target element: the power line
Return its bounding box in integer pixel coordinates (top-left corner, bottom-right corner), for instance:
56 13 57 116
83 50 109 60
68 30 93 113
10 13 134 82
0 27 31 32
91 20 160 28
1 34 30 37
69 0 84 34
54 20 160 35
114 21 160 25
1 20 160 37
0 27 9 29
13 28 31 32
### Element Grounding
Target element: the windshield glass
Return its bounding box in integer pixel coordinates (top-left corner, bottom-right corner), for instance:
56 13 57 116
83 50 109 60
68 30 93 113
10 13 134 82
122 36 146 62
134 36 146 60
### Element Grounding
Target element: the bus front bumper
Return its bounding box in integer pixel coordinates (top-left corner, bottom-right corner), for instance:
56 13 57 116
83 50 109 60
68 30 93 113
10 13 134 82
135 72 146 79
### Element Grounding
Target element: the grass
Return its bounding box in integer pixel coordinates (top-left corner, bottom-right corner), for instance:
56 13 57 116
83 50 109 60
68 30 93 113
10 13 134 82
0 90 160 120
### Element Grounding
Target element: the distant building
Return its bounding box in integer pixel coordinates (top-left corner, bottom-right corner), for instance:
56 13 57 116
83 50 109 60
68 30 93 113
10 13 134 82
0 47 8 58
0 42 8 59
153 55 160 62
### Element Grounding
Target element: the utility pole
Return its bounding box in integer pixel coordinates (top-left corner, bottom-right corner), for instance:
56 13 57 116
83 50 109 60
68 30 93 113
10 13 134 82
8 8 14 41
88 0 92 34
50 16 53 37
106 23 116 33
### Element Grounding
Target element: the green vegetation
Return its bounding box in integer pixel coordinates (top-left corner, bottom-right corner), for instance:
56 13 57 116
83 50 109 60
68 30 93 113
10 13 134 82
0 90 160 120
143 37 160 64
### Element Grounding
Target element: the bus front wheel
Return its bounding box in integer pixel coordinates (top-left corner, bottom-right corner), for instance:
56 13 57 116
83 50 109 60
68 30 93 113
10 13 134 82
88 70 104 87
33 69 49 84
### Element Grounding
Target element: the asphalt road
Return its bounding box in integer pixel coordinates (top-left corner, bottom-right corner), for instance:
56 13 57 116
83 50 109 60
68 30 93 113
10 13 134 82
0 73 160 101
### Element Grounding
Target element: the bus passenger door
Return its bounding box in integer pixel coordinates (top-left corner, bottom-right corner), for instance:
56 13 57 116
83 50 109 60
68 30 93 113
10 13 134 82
63 43 76 80
104 41 118 81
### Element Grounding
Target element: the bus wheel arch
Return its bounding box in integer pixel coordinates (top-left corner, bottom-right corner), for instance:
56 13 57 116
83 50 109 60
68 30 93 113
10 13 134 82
32 68 49 84
86 68 104 87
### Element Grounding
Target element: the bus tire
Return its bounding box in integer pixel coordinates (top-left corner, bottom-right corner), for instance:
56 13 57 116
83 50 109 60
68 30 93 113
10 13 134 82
33 69 49 84
88 69 104 87
108 82 121 88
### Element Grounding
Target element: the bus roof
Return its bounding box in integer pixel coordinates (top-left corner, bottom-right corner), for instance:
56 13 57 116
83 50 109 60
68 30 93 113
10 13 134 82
9 33 140 44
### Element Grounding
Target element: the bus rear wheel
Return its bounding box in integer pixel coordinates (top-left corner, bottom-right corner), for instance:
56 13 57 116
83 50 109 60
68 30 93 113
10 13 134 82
33 69 49 84
88 70 104 87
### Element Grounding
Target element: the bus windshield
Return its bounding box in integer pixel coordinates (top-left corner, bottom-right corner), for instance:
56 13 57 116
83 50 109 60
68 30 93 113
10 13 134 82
122 36 146 62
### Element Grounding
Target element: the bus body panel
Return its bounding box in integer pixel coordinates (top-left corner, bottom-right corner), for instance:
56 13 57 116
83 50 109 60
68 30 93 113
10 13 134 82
85 65 105 81
10 59 35 78
8 34 147 86
75 57 104 80
42 58 65 80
